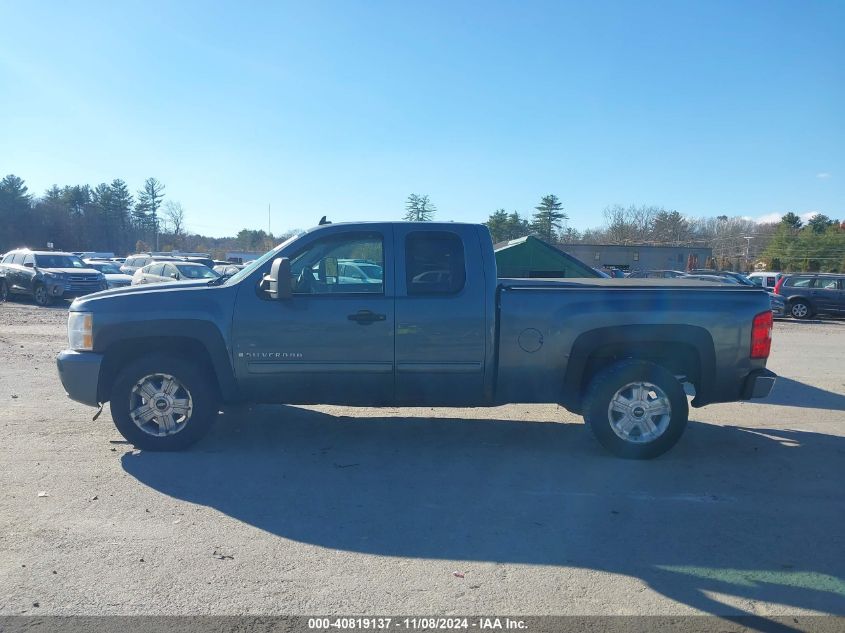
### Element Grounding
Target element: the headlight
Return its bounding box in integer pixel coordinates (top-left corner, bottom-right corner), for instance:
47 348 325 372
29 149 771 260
68 312 93 351
42 271 57 279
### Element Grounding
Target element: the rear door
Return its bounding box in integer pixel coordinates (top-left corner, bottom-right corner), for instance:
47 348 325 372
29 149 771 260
393 225 487 405
232 227 395 405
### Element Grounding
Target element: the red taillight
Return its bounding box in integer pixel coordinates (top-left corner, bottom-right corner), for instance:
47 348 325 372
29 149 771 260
773 276 785 295
751 310 773 359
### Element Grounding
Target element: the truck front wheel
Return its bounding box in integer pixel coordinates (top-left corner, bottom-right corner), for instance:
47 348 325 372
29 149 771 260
110 353 218 451
582 360 688 459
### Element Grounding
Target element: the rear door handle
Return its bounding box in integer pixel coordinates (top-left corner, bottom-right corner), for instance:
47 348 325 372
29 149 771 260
347 310 386 325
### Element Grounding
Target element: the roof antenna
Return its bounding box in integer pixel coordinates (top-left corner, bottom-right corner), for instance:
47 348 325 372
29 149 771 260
318 215 331 225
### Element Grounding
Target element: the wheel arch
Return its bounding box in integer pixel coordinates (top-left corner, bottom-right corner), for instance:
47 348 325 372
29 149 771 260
562 325 715 412
95 320 239 403
786 294 815 312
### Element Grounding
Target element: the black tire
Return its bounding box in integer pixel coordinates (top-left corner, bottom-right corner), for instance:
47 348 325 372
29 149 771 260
109 353 218 451
789 299 812 320
0 279 8 302
33 283 52 307
582 359 688 459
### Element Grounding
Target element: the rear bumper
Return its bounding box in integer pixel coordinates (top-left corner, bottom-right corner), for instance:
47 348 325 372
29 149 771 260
741 368 777 400
56 350 103 407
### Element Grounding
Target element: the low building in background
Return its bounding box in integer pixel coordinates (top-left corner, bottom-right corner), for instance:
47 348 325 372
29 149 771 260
558 243 713 274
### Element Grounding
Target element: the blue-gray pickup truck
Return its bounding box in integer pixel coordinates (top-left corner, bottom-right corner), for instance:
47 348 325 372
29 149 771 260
56 222 776 459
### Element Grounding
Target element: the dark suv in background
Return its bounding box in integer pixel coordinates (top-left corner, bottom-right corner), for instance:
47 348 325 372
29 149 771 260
0 249 107 306
775 273 845 319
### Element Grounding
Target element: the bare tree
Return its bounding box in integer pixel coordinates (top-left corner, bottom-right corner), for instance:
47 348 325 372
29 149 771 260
163 200 186 248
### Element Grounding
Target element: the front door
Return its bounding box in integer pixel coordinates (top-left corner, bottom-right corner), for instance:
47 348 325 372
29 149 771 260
811 277 840 314
232 228 395 405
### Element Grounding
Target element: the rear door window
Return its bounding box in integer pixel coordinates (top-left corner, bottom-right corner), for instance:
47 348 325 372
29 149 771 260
787 277 812 288
405 231 466 295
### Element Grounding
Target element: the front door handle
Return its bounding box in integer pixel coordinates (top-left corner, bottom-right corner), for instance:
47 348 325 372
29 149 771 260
347 310 386 325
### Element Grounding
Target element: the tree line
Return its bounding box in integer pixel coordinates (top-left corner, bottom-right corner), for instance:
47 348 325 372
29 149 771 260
3 174 842 272
0 174 293 258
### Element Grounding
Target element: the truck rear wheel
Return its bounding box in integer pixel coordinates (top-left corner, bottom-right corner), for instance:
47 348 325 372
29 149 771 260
109 353 218 451
582 359 688 459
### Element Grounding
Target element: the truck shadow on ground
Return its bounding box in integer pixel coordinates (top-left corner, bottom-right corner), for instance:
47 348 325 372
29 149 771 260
122 408 845 620
761 377 845 411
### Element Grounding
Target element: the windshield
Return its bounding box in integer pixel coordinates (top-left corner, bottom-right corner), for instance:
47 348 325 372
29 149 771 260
88 262 122 274
35 254 86 269
222 233 303 285
176 264 218 279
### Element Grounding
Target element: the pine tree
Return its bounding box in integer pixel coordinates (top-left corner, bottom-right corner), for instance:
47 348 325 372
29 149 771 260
531 194 567 241
404 194 436 221
137 177 166 249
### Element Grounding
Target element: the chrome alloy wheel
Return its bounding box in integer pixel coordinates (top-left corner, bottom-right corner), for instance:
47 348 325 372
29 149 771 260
129 373 193 437
607 381 672 444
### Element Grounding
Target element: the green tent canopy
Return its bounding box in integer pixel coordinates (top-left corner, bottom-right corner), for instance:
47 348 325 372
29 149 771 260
494 235 599 279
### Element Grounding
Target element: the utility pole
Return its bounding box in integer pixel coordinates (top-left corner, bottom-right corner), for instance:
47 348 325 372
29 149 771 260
742 236 753 272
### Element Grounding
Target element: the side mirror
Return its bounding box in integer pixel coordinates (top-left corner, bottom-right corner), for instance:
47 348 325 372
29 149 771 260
171 272 180 279
24 262 34 268
264 257 292 300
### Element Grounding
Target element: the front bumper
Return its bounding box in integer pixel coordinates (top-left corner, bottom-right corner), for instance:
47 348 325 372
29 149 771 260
56 350 103 407
741 368 777 400
47 281 108 298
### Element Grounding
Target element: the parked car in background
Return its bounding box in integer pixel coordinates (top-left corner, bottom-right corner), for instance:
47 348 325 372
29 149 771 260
120 254 180 276
179 256 215 269
83 260 134 289
132 261 219 285
688 269 755 286
337 259 383 284
0 249 106 305
627 270 686 279
747 271 783 289
681 274 740 284
213 263 244 277
774 273 845 319
682 274 784 316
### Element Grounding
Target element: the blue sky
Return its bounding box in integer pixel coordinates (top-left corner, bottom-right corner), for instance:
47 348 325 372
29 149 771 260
1 0 842 236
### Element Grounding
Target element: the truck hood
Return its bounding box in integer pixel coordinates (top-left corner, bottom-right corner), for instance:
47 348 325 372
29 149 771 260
69 278 214 309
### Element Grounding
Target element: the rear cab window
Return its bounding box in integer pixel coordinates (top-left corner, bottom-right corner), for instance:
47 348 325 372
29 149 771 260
405 231 466 295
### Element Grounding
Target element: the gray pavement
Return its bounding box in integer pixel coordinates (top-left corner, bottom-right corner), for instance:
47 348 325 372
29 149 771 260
0 301 843 617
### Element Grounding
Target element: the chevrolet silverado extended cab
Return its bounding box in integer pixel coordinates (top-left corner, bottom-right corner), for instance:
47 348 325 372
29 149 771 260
56 222 776 459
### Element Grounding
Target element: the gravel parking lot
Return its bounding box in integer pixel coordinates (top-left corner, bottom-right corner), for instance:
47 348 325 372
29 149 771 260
1 300 843 617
